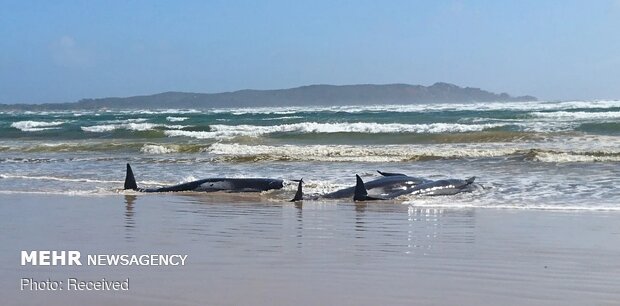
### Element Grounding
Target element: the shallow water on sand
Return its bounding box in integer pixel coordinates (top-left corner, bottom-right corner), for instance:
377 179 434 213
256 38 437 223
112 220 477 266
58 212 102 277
1 155 618 210
2 194 619 305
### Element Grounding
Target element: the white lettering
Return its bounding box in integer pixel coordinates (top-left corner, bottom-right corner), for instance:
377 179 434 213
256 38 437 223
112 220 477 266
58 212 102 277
21 251 37 266
39 251 50 266
179 254 187 265
20 278 63 291
68 251 82 265
21 251 81 266
51 251 65 265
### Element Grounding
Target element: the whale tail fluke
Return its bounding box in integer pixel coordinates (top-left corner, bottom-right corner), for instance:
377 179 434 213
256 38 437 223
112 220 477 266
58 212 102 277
290 178 303 202
124 163 138 190
354 174 384 201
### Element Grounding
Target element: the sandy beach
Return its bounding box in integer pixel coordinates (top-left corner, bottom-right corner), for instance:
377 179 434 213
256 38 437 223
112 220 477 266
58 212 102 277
2 193 619 306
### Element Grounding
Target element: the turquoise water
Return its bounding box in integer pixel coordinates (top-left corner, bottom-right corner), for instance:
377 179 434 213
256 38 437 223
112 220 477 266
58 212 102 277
0 101 618 208
2 101 620 144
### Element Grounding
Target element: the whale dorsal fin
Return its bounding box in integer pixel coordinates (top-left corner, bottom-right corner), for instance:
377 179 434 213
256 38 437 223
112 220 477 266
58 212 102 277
354 175 384 201
465 176 476 184
124 163 138 190
290 178 303 202
353 174 368 201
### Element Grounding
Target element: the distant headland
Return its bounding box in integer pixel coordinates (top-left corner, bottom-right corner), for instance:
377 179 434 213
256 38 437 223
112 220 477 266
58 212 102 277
0 82 536 110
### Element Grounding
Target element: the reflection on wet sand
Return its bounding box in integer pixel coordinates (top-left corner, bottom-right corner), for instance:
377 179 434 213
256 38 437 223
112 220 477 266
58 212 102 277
406 207 476 255
124 194 137 241
124 193 477 258
293 201 303 245
354 202 367 238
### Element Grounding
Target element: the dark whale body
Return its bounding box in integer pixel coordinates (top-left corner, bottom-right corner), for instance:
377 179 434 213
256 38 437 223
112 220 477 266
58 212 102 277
353 175 478 201
322 171 431 199
123 164 284 193
386 177 478 198
290 171 478 202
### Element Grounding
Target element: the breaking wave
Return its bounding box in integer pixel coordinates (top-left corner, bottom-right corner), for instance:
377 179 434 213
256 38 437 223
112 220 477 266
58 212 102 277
116 109 201 115
82 123 186 132
164 122 507 139
0 142 208 153
526 150 620 163
206 143 512 162
140 144 180 154
166 116 189 122
10 120 66 132
205 143 620 163
529 111 620 120
208 100 620 115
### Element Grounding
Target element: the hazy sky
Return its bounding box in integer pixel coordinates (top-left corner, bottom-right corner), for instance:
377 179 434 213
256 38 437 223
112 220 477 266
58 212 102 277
2 0 620 103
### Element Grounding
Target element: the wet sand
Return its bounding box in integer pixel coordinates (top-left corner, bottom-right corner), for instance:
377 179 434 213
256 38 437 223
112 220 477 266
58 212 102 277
1 193 619 305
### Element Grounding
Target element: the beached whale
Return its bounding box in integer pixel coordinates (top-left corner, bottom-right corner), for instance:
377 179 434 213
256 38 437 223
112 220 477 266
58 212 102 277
290 172 479 201
353 174 478 201
290 171 431 201
322 171 431 199
123 164 284 193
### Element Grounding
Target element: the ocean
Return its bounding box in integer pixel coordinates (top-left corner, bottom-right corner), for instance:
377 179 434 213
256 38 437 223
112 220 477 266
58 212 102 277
1 100 619 209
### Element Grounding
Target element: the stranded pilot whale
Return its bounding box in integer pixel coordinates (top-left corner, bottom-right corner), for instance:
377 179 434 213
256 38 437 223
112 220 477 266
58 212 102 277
290 172 479 202
353 174 478 201
290 171 432 201
123 164 284 193
321 171 431 199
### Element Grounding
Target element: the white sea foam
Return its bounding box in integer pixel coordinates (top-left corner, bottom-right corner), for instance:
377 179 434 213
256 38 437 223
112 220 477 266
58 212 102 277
18 127 60 132
166 116 189 122
81 125 117 132
205 100 620 115
168 119 617 139
164 122 505 139
82 123 186 132
118 109 201 115
72 111 96 117
529 111 620 120
140 144 179 154
11 120 66 132
205 141 620 163
530 151 620 163
164 125 186 129
228 109 298 115
207 143 521 162
164 130 218 139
